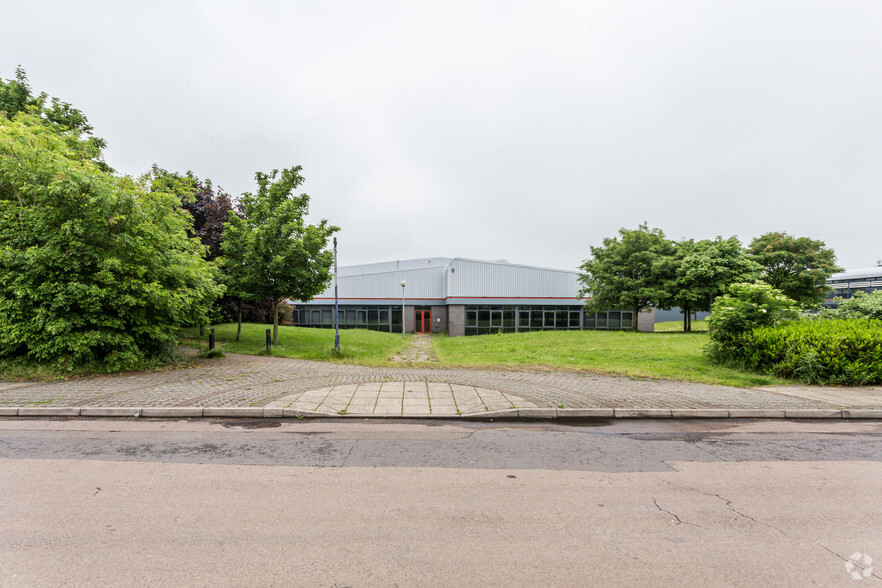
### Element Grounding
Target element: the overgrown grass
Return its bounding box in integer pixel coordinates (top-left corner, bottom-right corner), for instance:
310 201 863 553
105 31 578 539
432 329 784 387
654 320 708 332
183 323 407 364
0 352 193 382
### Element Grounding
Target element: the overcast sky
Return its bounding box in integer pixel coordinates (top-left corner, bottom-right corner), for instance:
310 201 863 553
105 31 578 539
2 1 880 271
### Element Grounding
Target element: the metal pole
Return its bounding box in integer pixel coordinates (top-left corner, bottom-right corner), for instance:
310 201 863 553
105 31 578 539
333 237 340 352
400 280 407 339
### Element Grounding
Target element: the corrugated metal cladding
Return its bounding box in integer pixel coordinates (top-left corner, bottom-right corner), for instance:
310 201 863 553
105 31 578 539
298 257 583 304
338 258 452 277
313 266 447 301
447 259 580 300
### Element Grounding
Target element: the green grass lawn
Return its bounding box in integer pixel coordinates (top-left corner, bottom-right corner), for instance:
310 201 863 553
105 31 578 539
432 329 783 387
654 320 708 332
183 322 408 365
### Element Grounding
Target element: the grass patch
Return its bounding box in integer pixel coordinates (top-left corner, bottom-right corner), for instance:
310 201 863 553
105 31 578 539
654 320 708 332
432 329 784 387
183 323 407 364
0 352 193 382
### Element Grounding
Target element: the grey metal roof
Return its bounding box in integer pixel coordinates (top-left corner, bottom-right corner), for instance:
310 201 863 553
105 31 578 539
828 267 882 282
301 257 583 305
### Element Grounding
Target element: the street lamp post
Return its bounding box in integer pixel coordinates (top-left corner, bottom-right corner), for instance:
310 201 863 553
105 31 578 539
400 280 406 339
333 237 340 353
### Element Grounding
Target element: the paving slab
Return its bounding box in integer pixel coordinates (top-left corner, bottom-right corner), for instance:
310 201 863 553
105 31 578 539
2 351 880 420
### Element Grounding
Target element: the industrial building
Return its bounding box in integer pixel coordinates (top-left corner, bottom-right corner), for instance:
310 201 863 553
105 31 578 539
826 267 882 302
291 257 654 336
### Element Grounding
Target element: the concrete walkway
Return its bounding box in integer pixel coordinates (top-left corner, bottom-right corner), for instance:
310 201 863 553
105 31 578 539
1 352 881 418
391 333 438 363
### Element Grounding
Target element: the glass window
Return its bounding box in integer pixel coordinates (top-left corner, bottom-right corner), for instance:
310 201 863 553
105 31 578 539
543 311 555 329
621 312 633 330
311 310 321 325
518 311 530 328
583 312 595 329
379 310 389 324
607 311 621 330
569 311 581 329
490 311 503 328
595 312 607 328
357 310 367 324
478 310 491 328
321 310 332 326
368 310 379 324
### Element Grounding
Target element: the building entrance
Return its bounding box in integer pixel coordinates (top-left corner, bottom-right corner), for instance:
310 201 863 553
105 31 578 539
414 310 432 334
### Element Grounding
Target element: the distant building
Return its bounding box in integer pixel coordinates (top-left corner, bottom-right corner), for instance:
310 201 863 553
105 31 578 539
291 257 654 335
826 267 882 302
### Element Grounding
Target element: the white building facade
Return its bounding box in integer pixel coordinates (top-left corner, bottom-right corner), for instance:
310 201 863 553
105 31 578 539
292 257 653 335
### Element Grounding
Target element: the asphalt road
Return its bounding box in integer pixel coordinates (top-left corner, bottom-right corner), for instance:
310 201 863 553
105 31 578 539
2 418 881 586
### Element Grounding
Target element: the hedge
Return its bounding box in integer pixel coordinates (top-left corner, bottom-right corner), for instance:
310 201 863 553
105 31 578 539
730 319 882 385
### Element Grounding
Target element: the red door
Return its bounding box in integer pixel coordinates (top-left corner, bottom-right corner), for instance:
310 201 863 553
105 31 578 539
414 310 432 333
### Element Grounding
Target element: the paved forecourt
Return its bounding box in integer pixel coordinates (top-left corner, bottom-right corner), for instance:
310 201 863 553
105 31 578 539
1 352 881 418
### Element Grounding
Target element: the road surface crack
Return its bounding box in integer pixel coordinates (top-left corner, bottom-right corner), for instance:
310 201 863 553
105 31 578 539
652 497 701 527
664 481 785 535
818 543 882 581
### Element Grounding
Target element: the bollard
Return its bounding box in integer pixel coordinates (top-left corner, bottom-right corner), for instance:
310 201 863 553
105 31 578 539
208 327 215 351
266 328 272 352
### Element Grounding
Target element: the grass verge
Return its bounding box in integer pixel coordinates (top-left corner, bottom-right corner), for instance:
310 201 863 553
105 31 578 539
654 320 708 332
0 352 194 382
183 323 408 365
432 329 784 387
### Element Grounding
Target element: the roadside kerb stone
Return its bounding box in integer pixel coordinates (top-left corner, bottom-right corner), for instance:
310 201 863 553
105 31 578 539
18 407 80 417
141 407 204 418
80 407 142 418
670 409 731 419
784 409 843 419
518 408 558 419
203 407 264 418
0 407 19 416
615 409 672 418
727 409 787 418
557 408 615 418
281 408 337 418
262 407 284 418
462 409 519 420
842 409 882 419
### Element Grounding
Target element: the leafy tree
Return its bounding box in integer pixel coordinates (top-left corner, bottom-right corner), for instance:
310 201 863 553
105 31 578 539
665 237 761 331
0 66 108 169
147 165 238 261
578 223 675 331
0 115 223 370
222 167 337 345
748 232 842 306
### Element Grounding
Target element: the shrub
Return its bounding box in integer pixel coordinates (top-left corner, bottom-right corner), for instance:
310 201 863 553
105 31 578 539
733 319 882 385
824 290 882 321
705 282 798 362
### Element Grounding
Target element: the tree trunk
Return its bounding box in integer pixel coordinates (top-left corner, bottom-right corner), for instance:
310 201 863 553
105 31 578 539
683 306 688 332
272 296 279 345
236 297 243 341
687 310 692 332
633 305 639 332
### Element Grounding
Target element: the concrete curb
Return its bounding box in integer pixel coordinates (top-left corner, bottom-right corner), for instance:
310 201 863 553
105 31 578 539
0 407 880 420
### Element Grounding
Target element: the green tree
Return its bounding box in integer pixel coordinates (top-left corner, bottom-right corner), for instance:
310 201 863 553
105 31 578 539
578 223 675 331
665 236 761 331
0 66 108 169
748 232 842 306
0 116 223 370
222 167 337 345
